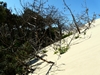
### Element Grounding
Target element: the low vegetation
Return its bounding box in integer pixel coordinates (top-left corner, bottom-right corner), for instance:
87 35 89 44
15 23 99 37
42 50 48 53
75 35 80 39
62 32 73 39
58 46 69 54
54 45 69 54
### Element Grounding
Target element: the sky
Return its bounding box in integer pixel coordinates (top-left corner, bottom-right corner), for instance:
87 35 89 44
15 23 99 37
1 0 100 18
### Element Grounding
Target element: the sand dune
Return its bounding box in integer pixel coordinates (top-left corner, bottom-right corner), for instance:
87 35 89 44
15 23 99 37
29 18 100 75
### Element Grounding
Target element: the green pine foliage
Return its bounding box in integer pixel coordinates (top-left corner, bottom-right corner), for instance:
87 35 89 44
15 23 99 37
0 1 65 75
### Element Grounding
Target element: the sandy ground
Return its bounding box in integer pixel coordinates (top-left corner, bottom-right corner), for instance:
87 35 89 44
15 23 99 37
29 18 100 75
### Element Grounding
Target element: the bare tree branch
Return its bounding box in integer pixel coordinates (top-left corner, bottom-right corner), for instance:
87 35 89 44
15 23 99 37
63 0 81 34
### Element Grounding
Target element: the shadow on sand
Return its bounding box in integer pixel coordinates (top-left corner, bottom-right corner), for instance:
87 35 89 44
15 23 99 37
27 54 47 65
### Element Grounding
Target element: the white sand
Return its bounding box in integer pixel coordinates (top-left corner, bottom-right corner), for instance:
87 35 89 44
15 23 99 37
29 18 100 75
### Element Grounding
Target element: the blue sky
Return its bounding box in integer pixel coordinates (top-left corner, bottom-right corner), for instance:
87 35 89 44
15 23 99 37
1 0 100 17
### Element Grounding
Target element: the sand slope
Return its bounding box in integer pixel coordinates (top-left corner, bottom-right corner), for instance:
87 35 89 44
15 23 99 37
29 18 100 75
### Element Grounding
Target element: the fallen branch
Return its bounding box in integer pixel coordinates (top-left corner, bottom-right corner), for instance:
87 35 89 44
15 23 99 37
46 63 54 75
35 54 54 64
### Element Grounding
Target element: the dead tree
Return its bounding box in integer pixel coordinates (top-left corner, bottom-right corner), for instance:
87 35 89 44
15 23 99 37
63 0 81 34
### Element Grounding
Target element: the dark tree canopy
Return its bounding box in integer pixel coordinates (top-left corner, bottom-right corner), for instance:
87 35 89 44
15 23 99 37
0 1 64 75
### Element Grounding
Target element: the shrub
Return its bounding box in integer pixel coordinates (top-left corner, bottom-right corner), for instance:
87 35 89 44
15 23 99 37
75 35 79 39
62 32 73 39
58 46 69 54
42 50 48 53
54 50 59 54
